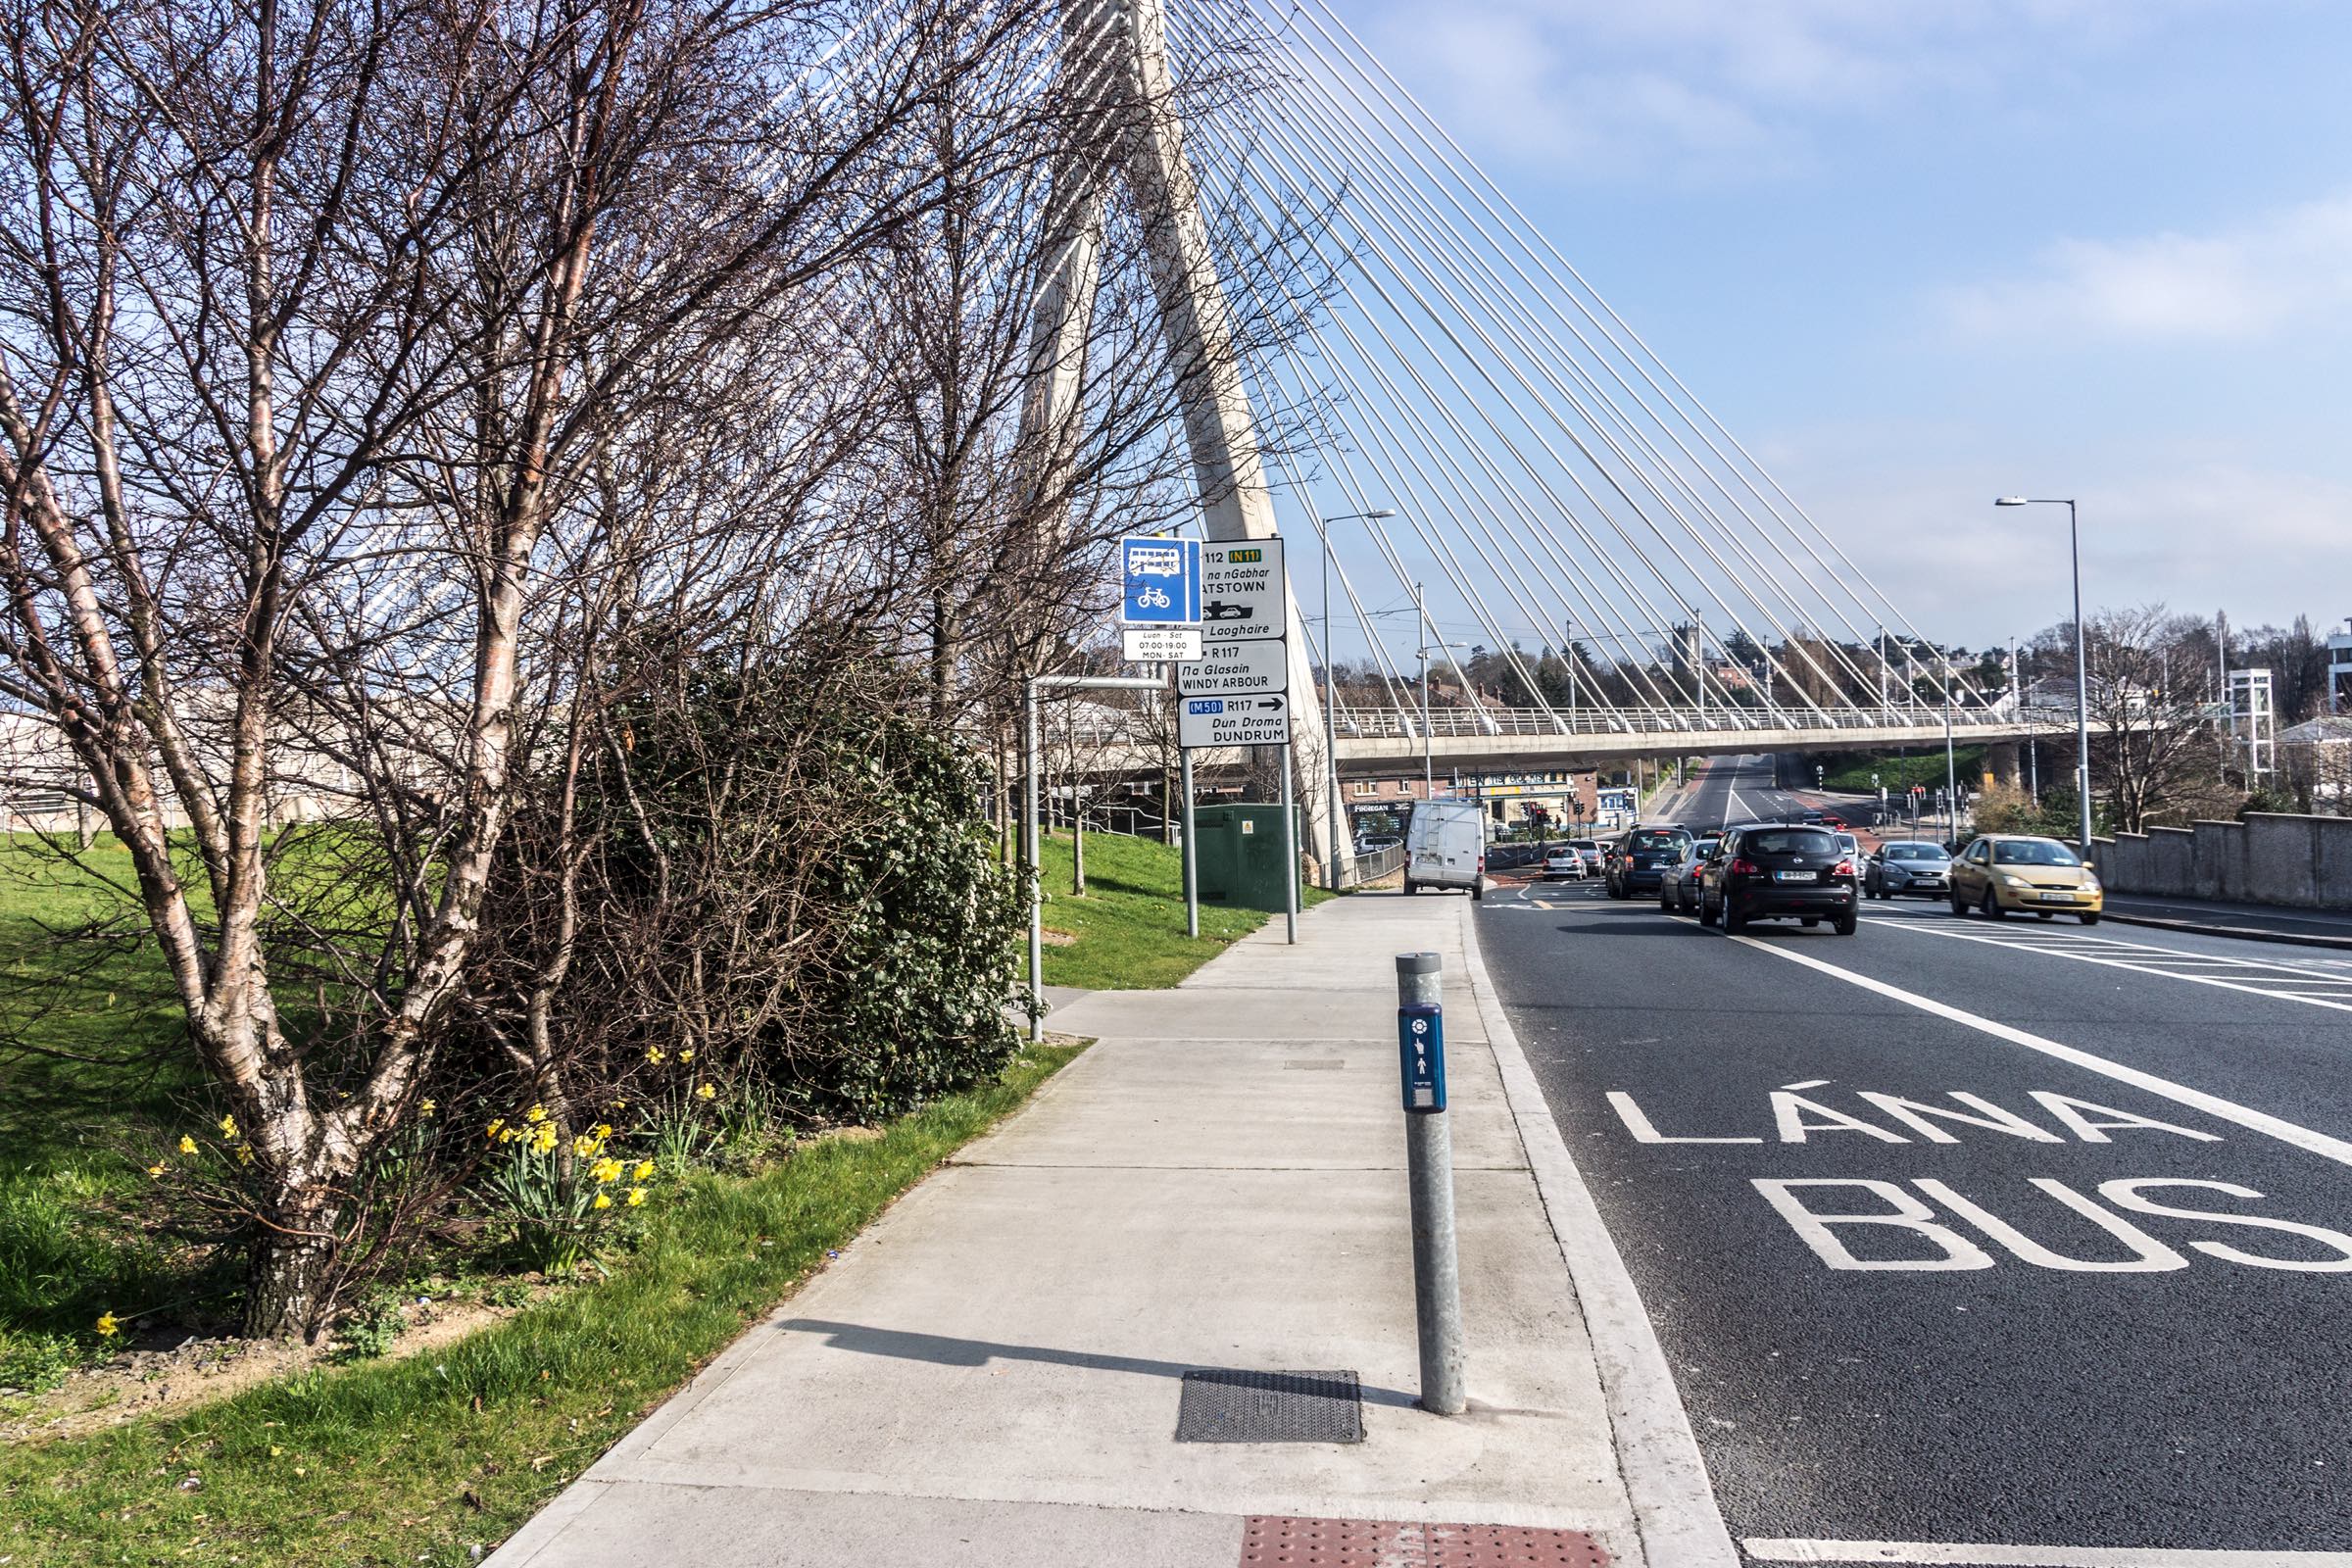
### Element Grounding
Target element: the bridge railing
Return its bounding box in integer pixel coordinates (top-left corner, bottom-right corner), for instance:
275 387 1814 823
1054 702 2080 748
1339 844 1405 888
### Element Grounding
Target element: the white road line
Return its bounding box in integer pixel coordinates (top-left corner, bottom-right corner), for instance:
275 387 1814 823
1744 1540 2352 1565
1876 919 2352 1016
1459 906 1740 1568
1724 932 2352 1168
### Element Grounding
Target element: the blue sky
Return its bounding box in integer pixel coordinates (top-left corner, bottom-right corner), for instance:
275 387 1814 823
1334 0 2352 646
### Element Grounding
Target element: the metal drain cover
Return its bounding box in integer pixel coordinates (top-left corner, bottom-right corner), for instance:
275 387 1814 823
1239 1517 1610 1567
1175 1369 1363 1444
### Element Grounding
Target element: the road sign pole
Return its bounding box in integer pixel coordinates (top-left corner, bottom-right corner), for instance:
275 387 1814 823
1024 676 1043 1046
1280 740 1298 945
1180 749 1199 939
1396 952 1465 1416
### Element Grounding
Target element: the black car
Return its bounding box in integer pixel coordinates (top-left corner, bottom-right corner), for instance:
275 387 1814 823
1865 840 1952 900
1698 822 1858 935
1604 825 1692 899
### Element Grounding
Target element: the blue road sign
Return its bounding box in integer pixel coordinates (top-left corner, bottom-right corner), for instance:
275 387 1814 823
1119 536 1200 626
1397 1004 1446 1113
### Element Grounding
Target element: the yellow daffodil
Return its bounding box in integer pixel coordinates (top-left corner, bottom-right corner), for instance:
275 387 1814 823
525 1104 548 1124
625 1187 647 1207
95 1312 120 1338
678 1050 695 1063
530 1123 558 1155
632 1160 654 1181
590 1157 623 1185
218 1113 239 1139
571 1134 597 1158
177 1135 198 1155
592 1193 612 1210
235 1146 256 1166
592 1123 612 1142
147 1163 167 1179
419 1099 436 1117
645 1048 664 1064
696 1083 715 1102
486 1118 506 1141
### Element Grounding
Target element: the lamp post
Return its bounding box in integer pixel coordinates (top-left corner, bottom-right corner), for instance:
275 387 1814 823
1996 497 2093 861
1413 582 1469 795
1320 508 1395 888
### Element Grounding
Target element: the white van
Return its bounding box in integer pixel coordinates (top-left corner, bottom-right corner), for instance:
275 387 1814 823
1403 799 1487 900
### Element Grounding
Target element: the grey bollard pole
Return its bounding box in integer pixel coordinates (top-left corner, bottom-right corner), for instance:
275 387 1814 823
1280 741 1298 944
1025 677 1044 1045
1180 749 1199 939
1395 952 1465 1415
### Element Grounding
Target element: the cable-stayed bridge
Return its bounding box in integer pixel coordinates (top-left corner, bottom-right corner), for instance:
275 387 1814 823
1009 0 2067 865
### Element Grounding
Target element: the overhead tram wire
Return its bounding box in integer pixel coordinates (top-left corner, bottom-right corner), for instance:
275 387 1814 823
1165 9 1859 731
1177 2 1888 718
1260 0 1984 705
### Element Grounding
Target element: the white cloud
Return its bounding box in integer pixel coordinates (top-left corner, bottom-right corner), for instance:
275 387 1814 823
1937 194 2352 341
1359 0 2207 181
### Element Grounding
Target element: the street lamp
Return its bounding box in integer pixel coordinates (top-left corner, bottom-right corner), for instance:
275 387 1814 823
1319 507 1395 887
1995 497 2093 861
1413 582 1469 794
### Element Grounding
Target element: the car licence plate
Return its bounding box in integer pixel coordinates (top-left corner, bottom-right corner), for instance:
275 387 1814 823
1774 869 1813 883
2037 891 2075 903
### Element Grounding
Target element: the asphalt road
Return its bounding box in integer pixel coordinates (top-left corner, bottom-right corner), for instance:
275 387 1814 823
1483 758 2352 1563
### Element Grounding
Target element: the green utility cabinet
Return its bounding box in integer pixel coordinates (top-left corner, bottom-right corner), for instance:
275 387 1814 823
1191 804 1304 912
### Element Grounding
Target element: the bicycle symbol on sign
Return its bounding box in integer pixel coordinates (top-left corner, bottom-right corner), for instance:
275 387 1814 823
1136 585 1171 610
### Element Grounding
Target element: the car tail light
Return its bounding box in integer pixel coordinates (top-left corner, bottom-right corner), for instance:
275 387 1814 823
1729 858 1759 876
1832 859 1855 878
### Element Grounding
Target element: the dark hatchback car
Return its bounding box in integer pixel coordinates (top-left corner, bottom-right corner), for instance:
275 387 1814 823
1698 823 1858 935
1604 825 1692 900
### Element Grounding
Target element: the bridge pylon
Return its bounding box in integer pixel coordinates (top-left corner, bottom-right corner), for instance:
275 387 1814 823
1020 0 1347 881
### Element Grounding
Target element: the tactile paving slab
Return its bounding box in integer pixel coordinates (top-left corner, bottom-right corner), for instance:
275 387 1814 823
1240 1517 1609 1568
1175 1369 1363 1444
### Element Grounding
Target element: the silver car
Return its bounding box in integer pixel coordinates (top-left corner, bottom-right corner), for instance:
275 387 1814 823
1866 839 1953 900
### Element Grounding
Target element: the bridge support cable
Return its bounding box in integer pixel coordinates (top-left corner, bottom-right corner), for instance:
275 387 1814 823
1175 37 1869 731
1167 25 1868 737
1251 0 1985 708
1162 71 1729 731
1223 0 1900 697
1188 4 1895 712
1248 299 1687 732
1171 4 1893 726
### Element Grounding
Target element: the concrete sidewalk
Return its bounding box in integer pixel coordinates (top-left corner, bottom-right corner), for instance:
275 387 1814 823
488 892 1730 1568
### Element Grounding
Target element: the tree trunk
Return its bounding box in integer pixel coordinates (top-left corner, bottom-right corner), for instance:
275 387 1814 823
243 1191 343 1341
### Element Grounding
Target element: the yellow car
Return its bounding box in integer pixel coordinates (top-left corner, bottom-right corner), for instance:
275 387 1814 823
1948 834 2103 924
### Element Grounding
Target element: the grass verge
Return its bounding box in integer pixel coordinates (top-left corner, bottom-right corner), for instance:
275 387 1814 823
0 1042 1083 1568
1034 829 1333 989
1821 746 1986 794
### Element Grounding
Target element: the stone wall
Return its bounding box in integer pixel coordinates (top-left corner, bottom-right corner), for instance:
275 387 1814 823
2093 812 2352 910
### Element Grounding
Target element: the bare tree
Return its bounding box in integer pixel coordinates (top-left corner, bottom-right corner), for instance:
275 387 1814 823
0 0 1088 1337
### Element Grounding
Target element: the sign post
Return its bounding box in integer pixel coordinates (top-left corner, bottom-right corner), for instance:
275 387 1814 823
1177 538 1298 942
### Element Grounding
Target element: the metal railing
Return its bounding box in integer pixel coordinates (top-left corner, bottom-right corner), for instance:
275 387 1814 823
1341 843 1405 887
1057 701 2076 747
